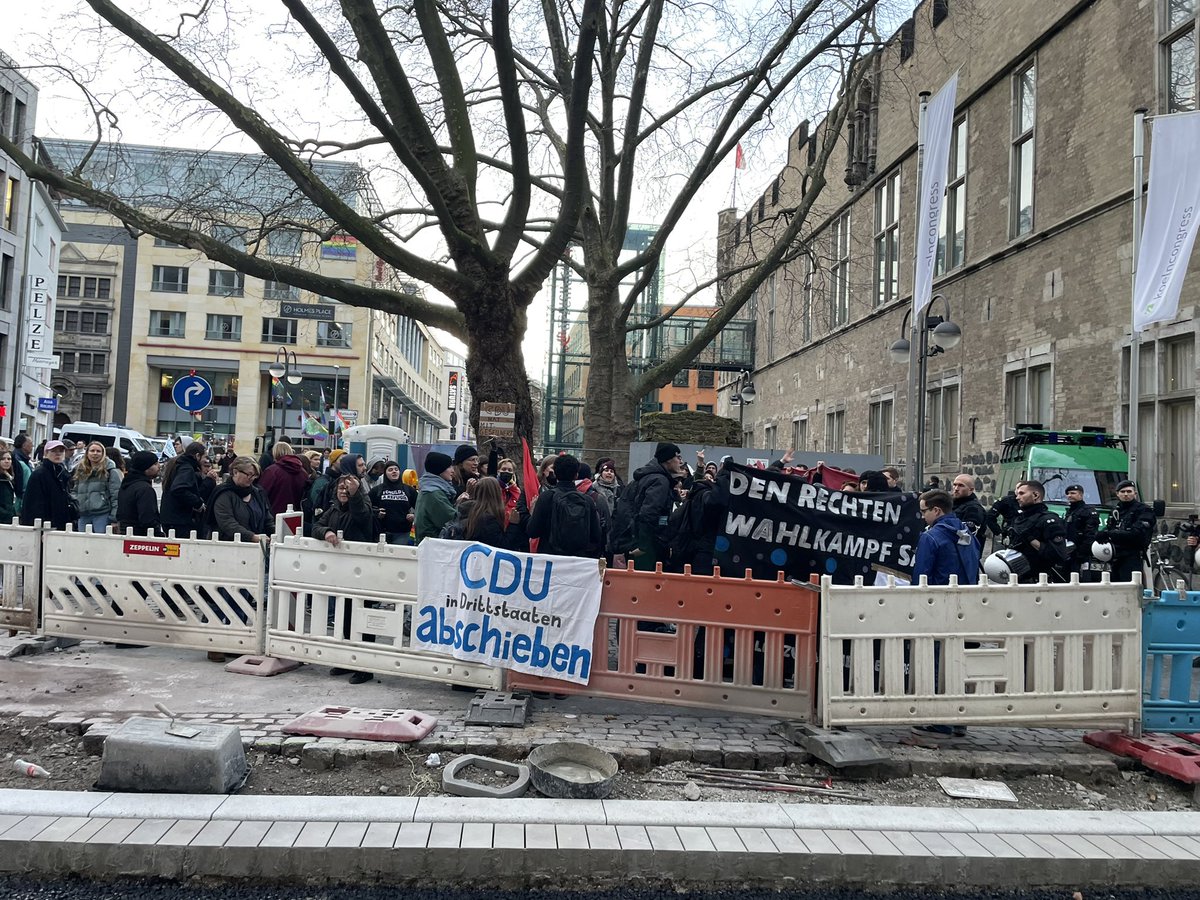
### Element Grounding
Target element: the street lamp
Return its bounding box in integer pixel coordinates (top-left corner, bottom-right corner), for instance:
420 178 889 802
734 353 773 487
729 371 756 444
267 348 302 442
888 294 961 491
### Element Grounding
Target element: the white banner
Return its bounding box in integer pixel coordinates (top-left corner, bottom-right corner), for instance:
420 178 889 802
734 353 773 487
1133 111 1200 332
913 72 959 317
414 538 602 684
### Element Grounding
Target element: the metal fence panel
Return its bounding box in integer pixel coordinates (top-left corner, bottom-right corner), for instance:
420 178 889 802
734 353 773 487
40 528 266 655
819 575 1142 729
1143 589 1200 732
0 523 42 634
266 535 503 689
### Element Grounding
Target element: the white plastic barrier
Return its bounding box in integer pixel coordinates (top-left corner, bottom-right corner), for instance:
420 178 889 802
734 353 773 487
40 527 267 655
266 534 503 689
0 522 43 634
818 574 1143 730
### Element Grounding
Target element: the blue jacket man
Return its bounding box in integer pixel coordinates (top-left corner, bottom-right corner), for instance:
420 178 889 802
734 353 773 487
913 489 981 585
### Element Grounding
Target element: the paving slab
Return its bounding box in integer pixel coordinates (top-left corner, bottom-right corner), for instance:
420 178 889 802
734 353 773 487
0 789 108 817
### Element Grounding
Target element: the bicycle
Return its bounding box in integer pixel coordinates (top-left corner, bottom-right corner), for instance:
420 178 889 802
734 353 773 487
1148 532 1196 594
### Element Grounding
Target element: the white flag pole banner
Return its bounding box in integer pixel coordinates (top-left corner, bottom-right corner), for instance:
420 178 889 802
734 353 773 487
1133 111 1200 331
414 538 603 684
913 71 959 317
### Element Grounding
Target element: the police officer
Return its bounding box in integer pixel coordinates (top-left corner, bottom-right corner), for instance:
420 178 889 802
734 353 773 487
986 489 1019 551
1062 483 1101 581
1097 479 1157 583
1007 480 1071 582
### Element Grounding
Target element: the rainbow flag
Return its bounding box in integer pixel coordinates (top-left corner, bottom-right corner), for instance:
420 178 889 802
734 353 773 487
302 411 328 437
321 234 358 260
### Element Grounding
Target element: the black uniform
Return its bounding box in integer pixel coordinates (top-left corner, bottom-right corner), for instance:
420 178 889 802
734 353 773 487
1064 498 1101 580
953 493 987 551
1006 501 1071 582
986 491 1019 547
1099 499 1157 583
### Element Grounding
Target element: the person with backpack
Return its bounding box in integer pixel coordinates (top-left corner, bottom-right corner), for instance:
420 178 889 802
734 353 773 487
575 462 610 550
667 473 718 574
526 454 602 558
414 451 458 544
621 442 684 571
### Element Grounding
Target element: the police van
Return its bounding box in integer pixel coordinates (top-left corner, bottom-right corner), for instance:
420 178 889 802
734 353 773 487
995 425 1131 515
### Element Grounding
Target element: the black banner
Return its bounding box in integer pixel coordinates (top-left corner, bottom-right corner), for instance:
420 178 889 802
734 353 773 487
712 463 923 584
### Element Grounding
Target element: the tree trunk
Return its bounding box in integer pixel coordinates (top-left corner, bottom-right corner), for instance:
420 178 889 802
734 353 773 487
582 281 639 476
460 282 535 462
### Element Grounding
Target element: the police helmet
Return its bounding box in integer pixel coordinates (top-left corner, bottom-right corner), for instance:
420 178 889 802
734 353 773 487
1092 541 1114 562
983 549 1032 584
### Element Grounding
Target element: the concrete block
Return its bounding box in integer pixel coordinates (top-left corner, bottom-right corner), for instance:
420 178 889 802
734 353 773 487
95 716 247 794
442 755 530 799
224 655 301 677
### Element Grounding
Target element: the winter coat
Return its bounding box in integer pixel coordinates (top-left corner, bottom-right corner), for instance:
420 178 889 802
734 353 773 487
0 477 17 523
316 454 363 514
209 482 272 542
160 455 206 536
116 470 160 536
370 478 414 534
1007 502 1071 577
312 487 374 543
952 494 987 549
1064 500 1101 564
414 473 458 544
19 459 75 529
464 512 527 552
257 454 309 516
1099 500 1157 562
71 458 121 517
912 513 981 585
592 477 622 511
629 460 674 527
525 480 603 558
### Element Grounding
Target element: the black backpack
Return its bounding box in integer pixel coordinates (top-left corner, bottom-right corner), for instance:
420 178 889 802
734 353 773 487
550 489 594 555
608 484 642 555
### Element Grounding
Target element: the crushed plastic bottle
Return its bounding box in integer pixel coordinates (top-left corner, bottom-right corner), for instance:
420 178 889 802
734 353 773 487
424 752 442 768
13 759 50 778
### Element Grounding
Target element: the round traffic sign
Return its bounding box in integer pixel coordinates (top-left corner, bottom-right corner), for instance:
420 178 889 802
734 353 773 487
171 374 213 413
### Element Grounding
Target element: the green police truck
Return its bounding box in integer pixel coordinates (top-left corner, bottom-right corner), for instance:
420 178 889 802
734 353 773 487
995 425 1130 515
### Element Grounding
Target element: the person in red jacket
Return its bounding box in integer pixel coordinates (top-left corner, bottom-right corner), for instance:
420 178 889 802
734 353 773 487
256 441 309 516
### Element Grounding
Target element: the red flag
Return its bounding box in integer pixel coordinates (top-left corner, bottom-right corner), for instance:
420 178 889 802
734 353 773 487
521 438 541 553
735 143 746 170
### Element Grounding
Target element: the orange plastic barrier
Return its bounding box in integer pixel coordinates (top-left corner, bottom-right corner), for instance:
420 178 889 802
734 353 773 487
506 565 819 719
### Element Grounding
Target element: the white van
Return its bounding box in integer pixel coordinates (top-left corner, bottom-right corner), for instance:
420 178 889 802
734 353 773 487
58 422 156 458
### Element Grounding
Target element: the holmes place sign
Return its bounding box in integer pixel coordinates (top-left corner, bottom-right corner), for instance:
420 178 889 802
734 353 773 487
280 302 336 321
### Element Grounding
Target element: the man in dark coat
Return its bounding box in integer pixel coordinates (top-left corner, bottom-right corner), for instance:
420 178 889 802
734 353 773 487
628 442 684 571
1097 479 1157 583
19 440 75 530
1063 483 1101 580
950 473 987 551
117 451 161 536
1007 480 1071 582
160 442 207 537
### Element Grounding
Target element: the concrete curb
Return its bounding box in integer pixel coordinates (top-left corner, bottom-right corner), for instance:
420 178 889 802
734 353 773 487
2 790 1199 887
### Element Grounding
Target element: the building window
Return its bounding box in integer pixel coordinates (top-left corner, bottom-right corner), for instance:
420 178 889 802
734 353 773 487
1006 363 1052 427
926 384 960 465
58 352 107 375
81 392 103 422
208 269 245 297
261 317 298 344
55 309 109 334
212 223 246 252
874 170 900 306
697 370 715 389
205 314 242 341
936 117 968 275
697 404 714 414
263 279 298 301
267 228 303 257
1161 1 1198 112
764 424 777 450
149 310 186 338
672 369 690 388
1125 335 1194 502
317 321 352 348
829 211 851 326
792 417 808 452
868 398 894 460
3 177 17 231
57 275 110 299
0 253 12 310
802 258 814 343
824 410 845 453
151 265 189 293
670 403 688 412
1011 60 1036 237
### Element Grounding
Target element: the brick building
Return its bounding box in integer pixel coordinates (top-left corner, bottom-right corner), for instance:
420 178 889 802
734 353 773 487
717 0 1200 512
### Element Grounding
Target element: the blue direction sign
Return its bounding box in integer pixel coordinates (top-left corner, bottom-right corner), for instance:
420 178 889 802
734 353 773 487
37 397 58 412
171 374 213 413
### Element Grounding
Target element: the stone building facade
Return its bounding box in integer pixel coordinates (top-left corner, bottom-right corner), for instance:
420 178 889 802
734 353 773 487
717 0 1200 512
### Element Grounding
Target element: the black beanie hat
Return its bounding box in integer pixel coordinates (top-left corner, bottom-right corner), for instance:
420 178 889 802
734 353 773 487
454 444 480 465
130 451 158 473
655 442 681 463
425 451 454 475
1116 479 1136 491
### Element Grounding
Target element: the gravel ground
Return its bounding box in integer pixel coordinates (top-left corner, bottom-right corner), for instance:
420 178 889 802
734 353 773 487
1 715 1194 810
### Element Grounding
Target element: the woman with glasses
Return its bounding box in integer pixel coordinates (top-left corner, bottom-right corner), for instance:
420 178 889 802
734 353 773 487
71 441 122 534
208 458 272 544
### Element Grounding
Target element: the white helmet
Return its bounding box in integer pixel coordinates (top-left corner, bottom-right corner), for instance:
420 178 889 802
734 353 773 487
1194 547 1200 570
983 549 1032 583
1092 541 1114 562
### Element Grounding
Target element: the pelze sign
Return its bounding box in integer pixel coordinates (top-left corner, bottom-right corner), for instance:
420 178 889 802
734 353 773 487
414 539 602 684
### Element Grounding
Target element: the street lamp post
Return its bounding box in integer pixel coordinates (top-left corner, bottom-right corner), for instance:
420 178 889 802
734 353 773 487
729 371 756 445
267 348 302 443
330 364 342 449
888 294 962 491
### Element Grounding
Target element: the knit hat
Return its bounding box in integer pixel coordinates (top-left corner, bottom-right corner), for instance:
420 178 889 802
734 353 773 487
654 442 681 463
1116 479 1136 491
130 451 158 473
454 444 480 465
328 448 347 466
425 451 454 475
577 463 593 481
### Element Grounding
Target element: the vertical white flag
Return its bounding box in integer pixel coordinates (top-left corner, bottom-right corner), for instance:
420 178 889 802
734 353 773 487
1133 111 1200 332
913 72 959 317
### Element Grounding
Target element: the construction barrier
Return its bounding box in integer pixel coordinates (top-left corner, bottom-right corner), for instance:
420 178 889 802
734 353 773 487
506 565 820 719
819 574 1143 730
265 534 503 690
40 527 267 656
0 522 43 634
1143 589 1200 733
